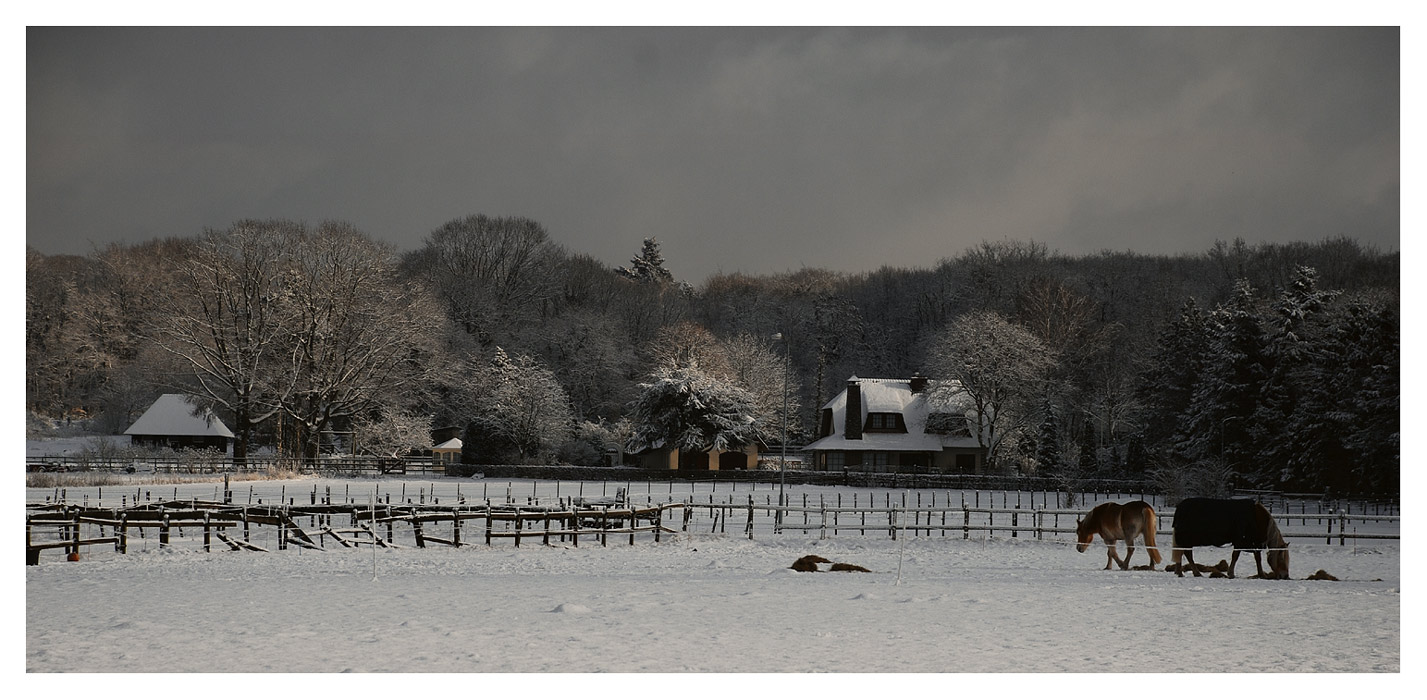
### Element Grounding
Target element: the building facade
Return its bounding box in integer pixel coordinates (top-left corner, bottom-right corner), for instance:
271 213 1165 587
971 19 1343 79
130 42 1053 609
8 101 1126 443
803 376 986 474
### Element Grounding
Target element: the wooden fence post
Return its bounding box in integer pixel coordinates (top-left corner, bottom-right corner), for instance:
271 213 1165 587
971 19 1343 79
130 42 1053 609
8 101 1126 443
746 495 754 540
70 509 81 557
161 514 171 549
203 511 212 553
819 495 826 541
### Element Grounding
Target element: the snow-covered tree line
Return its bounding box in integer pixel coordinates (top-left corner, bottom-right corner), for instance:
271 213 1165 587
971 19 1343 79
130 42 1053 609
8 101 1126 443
27 221 1398 491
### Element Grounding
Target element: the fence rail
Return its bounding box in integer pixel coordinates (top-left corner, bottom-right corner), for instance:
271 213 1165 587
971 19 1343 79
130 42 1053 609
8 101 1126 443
26 457 1404 509
26 479 1399 564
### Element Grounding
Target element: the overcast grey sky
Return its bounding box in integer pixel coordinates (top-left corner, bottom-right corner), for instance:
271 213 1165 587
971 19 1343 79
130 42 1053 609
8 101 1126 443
26 27 1399 282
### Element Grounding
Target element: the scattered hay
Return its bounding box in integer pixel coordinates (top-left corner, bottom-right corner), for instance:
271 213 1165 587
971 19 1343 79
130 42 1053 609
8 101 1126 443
1130 564 1158 571
790 555 830 572
1305 569 1339 581
790 555 869 573
1165 560 1230 575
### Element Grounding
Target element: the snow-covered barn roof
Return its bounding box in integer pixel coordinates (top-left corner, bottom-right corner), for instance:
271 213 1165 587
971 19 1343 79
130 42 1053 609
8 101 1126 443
433 438 463 451
124 394 235 438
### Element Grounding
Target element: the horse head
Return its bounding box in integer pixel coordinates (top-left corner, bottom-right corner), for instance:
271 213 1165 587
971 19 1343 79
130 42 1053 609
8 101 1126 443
1075 516 1092 552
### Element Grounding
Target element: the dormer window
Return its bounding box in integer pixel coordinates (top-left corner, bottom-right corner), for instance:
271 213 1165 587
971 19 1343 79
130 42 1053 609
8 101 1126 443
864 412 906 433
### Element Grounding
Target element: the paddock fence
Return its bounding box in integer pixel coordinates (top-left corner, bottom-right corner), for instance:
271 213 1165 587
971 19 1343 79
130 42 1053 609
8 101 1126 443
26 480 1398 565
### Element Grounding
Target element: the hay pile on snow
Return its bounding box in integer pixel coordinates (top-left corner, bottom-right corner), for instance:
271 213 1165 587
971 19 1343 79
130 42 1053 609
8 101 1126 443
790 555 870 573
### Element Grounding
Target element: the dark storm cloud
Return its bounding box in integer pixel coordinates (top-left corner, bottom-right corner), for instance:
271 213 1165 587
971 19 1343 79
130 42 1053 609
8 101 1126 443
27 27 1398 281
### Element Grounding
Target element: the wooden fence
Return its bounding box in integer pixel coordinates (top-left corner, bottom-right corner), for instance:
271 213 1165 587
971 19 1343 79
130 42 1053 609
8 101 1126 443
26 488 1398 565
24 498 688 564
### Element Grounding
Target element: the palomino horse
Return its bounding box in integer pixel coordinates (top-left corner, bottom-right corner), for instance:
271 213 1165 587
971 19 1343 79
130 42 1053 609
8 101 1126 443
1076 500 1163 570
1170 497 1289 579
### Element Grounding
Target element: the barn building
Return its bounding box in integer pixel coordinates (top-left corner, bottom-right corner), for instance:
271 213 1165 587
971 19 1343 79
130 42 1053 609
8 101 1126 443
124 394 234 452
631 443 761 471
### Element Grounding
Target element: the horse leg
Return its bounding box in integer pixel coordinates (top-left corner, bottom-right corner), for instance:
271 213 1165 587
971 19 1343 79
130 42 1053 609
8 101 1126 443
1184 550 1202 577
1252 551 1266 578
1172 548 1185 576
1103 542 1116 570
1123 541 1135 570
1229 550 1241 578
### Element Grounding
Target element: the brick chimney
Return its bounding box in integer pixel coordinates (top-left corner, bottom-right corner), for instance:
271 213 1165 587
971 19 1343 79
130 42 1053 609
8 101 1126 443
909 374 929 394
843 378 863 440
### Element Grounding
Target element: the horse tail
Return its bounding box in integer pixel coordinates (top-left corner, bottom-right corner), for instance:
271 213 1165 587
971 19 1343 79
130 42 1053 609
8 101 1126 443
1264 511 1290 578
1143 504 1163 564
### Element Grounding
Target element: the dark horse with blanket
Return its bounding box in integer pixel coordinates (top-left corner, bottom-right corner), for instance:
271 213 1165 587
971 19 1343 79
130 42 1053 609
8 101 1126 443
1170 497 1289 579
1076 501 1163 570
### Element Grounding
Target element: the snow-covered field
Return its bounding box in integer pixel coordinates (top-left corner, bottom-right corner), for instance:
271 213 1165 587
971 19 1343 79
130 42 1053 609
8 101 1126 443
25 476 1401 678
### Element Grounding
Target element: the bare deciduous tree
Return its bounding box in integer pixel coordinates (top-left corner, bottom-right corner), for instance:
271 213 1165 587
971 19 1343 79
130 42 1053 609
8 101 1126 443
274 221 444 459
927 310 1057 471
148 221 296 461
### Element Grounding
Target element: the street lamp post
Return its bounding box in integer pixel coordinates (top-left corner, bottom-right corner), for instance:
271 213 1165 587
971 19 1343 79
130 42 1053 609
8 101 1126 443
773 333 789 527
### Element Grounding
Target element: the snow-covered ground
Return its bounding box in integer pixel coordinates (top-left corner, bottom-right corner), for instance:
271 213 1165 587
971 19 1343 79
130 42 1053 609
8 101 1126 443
25 476 1400 678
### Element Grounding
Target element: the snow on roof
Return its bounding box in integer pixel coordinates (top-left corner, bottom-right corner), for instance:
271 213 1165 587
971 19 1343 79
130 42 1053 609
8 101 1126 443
124 394 234 438
433 438 463 450
805 377 979 452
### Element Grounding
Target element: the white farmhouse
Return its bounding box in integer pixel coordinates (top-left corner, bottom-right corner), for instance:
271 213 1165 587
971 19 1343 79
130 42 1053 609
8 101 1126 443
803 376 986 473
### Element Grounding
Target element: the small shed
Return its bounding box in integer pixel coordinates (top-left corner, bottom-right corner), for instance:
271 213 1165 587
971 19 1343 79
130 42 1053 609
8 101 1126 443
632 443 760 471
124 394 234 452
432 437 463 465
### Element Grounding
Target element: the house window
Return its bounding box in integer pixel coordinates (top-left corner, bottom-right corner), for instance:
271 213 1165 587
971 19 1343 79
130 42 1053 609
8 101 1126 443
824 451 845 470
864 412 905 433
870 452 892 470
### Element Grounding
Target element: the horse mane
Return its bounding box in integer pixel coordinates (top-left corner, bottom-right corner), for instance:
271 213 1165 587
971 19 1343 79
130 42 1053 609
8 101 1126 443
1259 504 1290 578
1265 515 1285 547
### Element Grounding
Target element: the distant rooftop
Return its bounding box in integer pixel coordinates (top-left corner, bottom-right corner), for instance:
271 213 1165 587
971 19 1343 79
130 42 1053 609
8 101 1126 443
124 394 234 438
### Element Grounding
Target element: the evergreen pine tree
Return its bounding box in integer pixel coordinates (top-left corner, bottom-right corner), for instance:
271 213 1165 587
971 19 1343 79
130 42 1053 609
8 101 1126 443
616 238 675 285
1078 417 1099 476
1176 280 1269 489
1035 400 1061 476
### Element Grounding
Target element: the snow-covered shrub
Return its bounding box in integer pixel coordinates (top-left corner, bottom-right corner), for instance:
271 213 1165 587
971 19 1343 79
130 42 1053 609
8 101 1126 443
627 365 760 455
